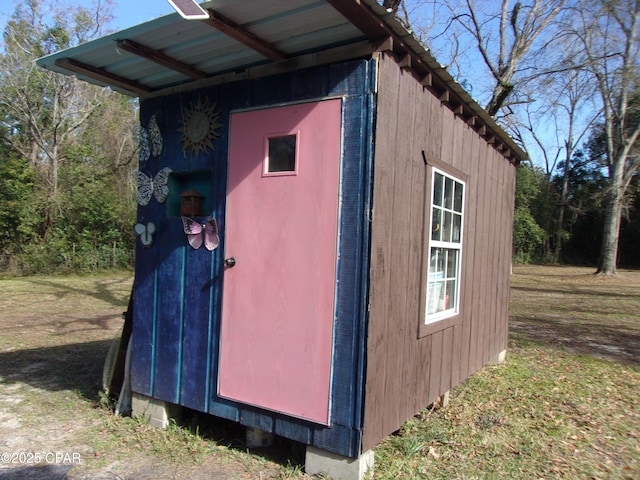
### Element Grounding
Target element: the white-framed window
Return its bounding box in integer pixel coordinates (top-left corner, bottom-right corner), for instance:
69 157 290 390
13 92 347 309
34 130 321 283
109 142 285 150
425 169 464 323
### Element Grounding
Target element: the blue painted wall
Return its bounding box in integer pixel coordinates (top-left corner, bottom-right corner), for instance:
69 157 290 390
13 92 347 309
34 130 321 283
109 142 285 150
131 58 377 457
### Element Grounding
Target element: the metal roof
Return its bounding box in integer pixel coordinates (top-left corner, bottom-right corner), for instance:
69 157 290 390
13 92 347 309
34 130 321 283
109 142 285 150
36 0 527 162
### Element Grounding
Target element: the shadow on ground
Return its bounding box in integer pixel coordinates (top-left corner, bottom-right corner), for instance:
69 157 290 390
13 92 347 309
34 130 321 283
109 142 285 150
509 314 640 366
0 340 113 401
0 464 72 480
0 338 306 476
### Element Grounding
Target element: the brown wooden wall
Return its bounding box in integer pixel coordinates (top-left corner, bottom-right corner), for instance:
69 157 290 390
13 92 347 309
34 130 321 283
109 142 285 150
362 53 517 451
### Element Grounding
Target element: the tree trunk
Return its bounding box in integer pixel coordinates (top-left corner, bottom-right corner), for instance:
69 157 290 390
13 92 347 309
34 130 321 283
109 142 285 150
554 155 571 263
554 174 569 263
596 178 624 275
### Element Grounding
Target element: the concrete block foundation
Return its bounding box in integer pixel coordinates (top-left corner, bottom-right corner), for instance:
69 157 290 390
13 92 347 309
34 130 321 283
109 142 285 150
131 392 180 429
305 446 374 480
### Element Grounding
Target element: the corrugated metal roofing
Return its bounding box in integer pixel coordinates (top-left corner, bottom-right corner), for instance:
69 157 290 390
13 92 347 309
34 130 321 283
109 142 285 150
37 0 366 94
36 0 527 162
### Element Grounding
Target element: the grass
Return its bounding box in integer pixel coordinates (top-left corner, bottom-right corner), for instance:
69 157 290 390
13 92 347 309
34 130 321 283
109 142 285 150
1 266 638 478
375 265 640 479
375 346 639 479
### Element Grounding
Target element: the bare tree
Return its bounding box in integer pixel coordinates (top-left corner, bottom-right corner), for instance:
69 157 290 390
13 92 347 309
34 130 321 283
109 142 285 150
566 0 640 274
549 69 600 263
398 0 569 116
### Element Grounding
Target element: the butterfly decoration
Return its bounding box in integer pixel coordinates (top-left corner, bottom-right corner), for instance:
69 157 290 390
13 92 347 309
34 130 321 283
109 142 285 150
181 216 220 251
134 222 156 247
133 115 163 164
133 167 172 206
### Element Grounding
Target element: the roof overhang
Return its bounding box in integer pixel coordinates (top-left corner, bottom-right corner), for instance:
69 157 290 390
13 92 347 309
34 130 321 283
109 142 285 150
36 0 527 163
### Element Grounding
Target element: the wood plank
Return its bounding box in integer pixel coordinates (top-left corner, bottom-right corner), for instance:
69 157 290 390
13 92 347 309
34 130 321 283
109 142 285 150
427 330 443 403
240 409 274 432
440 326 454 394
422 95 443 165
408 81 430 416
274 416 313 445
471 141 490 373
203 9 286 61
331 94 370 428
451 124 474 386
152 219 186 404
54 58 153 95
478 145 495 368
415 335 432 410
439 107 454 166
363 53 400 449
116 39 207 80
495 156 509 357
392 68 418 430
179 247 214 412
378 55 408 440
485 154 500 364
500 164 517 352
130 243 157 396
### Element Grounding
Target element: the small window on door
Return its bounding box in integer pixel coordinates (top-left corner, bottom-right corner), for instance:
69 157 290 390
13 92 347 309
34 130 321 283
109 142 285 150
265 133 298 176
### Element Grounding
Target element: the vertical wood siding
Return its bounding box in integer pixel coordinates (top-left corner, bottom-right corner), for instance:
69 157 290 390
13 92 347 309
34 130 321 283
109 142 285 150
362 53 517 450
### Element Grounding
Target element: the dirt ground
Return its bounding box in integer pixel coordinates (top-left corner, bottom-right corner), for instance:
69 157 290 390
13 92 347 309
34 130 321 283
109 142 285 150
1 266 638 479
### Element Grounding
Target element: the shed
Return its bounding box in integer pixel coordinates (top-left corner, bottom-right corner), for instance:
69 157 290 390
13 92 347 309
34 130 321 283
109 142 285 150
37 1 527 478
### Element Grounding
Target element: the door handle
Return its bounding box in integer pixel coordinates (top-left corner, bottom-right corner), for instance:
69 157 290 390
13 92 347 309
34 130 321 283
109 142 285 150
224 257 236 267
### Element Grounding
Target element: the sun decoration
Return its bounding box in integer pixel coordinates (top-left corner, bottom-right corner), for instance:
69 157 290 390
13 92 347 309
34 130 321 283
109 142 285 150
178 96 223 158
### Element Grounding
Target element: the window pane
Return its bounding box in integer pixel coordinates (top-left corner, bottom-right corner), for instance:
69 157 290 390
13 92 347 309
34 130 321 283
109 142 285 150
267 135 296 172
445 279 456 310
428 247 444 314
430 247 445 274
454 182 463 212
446 249 458 278
444 177 454 210
443 211 452 242
453 213 462 243
433 173 444 206
427 280 445 314
431 208 441 241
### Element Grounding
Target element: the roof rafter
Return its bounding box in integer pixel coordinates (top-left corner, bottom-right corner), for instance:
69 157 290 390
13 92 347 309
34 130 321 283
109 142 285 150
116 39 207 80
203 9 286 61
54 58 153 95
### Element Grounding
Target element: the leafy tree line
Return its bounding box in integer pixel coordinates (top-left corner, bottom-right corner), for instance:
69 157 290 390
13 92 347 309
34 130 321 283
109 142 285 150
1 0 638 274
513 134 639 266
0 0 138 274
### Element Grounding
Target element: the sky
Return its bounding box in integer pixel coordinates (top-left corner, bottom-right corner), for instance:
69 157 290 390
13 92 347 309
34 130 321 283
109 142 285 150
0 0 179 33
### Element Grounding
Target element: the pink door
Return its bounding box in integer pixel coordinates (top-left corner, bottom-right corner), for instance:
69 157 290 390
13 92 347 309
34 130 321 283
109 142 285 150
219 99 342 425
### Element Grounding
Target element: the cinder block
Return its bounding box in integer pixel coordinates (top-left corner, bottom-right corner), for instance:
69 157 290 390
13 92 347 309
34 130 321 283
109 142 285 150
490 349 507 365
305 446 374 480
131 392 180 429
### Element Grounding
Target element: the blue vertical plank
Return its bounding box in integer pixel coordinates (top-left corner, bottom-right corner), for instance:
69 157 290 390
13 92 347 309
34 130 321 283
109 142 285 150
240 408 275 432
179 245 214 411
131 238 157 396
131 98 169 397
152 219 185 404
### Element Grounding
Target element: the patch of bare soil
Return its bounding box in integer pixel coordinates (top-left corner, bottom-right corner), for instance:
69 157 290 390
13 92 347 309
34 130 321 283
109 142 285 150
509 265 640 366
